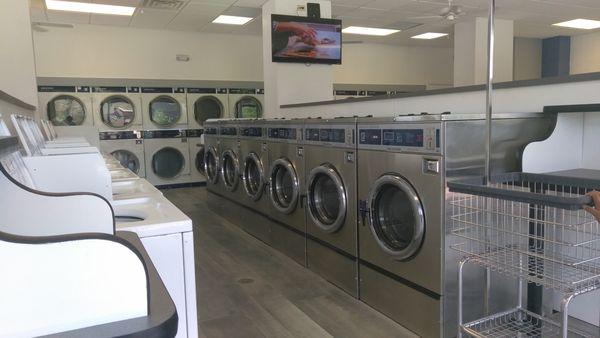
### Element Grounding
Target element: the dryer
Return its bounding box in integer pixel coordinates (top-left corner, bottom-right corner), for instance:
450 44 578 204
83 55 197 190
92 86 142 131
143 129 190 187
38 85 93 127
355 113 556 337
186 88 229 128
265 119 306 266
99 130 145 178
228 88 264 119
187 128 205 184
203 120 221 195
141 87 187 130
303 117 358 297
219 119 244 204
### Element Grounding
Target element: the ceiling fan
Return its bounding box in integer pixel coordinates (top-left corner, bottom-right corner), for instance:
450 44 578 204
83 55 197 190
409 0 466 22
31 22 75 32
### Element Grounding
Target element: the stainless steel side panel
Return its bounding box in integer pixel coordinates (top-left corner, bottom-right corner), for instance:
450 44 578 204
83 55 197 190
270 222 306 266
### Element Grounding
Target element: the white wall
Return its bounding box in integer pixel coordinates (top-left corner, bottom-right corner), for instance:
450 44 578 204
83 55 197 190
333 43 453 87
513 37 541 81
0 0 38 109
571 30 600 75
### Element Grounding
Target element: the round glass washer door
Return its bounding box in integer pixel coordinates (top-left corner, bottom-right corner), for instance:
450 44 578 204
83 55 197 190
149 95 181 127
47 95 86 126
204 147 219 184
195 146 206 176
194 96 223 124
221 150 240 191
368 174 425 261
235 96 262 119
111 149 140 174
269 158 299 214
307 164 347 233
243 152 265 201
152 147 185 179
100 95 135 129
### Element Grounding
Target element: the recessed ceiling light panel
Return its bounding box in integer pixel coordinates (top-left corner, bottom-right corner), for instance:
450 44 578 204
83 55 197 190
45 0 136 16
553 19 600 30
411 32 448 39
342 26 400 36
212 15 253 25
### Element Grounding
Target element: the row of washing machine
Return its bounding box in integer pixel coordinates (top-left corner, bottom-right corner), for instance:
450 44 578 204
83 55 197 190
99 128 205 187
2 114 198 338
203 113 557 337
38 85 264 130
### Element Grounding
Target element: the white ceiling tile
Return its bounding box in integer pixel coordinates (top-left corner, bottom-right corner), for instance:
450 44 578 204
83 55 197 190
188 0 238 5
91 0 142 5
233 0 267 7
91 13 133 26
331 0 374 7
130 8 179 28
167 3 229 31
46 10 91 24
363 0 413 10
332 4 360 17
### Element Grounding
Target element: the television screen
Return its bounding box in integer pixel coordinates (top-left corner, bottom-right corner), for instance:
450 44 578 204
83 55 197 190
271 14 342 64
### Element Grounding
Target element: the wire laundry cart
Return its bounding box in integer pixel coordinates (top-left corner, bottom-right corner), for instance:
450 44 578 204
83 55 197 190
449 172 600 337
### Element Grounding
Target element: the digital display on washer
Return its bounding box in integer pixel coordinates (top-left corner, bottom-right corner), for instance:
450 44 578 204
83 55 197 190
220 127 237 136
359 129 382 145
241 127 263 137
305 128 345 143
204 127 218 135
268 128 296 140
382 129 423 147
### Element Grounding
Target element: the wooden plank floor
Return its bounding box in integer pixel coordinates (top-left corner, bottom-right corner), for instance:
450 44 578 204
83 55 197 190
164 187 417 338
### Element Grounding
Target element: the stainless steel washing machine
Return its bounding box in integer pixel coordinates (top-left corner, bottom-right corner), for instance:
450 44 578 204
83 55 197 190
238 119 269 214
356 113 557 337
203 119 221 195
219 119 244 204
304 117 358 297
265 119 306 266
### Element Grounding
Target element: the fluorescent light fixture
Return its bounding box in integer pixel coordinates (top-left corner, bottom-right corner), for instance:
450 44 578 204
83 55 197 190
212 15 253 25
411 32 448 40
342 26 400 36
45 0 135 16
553 19 600 30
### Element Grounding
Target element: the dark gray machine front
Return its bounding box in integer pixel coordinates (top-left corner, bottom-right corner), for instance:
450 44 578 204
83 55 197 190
356 113 557 337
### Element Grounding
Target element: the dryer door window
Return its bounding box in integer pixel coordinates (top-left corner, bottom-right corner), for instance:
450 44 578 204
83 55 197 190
205 147 219 183
269 158 299 214
194 96 223 124
235 96 262 119
149 96 181 127
47 95 86 126
111 149 140 174
368 175 425 261
221 149 240 191
100 96 135 128
243 152 265 201
307 164 347 233
152 147 185 178
195 146 206 175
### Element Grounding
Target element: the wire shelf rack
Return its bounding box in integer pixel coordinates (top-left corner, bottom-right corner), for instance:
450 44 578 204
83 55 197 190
461 308 588 338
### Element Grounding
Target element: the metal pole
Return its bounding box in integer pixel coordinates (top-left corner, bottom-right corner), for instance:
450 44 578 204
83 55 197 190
483 0 496 316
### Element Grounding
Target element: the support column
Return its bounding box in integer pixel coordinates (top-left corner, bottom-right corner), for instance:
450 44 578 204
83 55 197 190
453 17 514 86
262 0 334 118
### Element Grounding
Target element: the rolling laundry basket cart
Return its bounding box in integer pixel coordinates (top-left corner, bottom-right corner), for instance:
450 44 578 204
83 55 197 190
449 173 600 337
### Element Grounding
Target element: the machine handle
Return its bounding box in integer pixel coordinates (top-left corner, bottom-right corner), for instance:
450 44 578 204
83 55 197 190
358 199 370 226
299 194 307 209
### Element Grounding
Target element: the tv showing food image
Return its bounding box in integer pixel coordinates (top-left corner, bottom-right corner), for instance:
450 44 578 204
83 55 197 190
271 14 342 64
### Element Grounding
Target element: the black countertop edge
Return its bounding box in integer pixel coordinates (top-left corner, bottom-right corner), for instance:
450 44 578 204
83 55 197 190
0 89 37 111
44 231 178 338
544 103 600 113
281 71 600 109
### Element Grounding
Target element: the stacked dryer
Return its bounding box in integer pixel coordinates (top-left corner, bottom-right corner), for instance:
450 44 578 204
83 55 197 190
38 85 94 128
228 88 264 119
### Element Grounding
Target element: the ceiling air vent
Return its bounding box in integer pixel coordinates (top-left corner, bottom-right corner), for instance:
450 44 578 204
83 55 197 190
141 0 185 10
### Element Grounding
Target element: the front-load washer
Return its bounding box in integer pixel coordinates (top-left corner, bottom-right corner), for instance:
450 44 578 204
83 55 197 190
228 88 264 119
38 85 93 127
143 129 191 187
203 119 221 195
265 119 306 266
141 87 187 130
303 117 358 297
92 86 142 131
187 128 205 184
238 119 270 214
355 113 557 337
218 119 244 205
99 131 145 178
186 88 229 128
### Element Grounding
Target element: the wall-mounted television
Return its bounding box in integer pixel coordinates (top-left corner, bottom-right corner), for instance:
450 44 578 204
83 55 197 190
271 14 342 65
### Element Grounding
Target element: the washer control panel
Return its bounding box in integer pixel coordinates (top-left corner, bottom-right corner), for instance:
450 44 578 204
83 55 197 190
303 125 355 148
358 123 441 154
